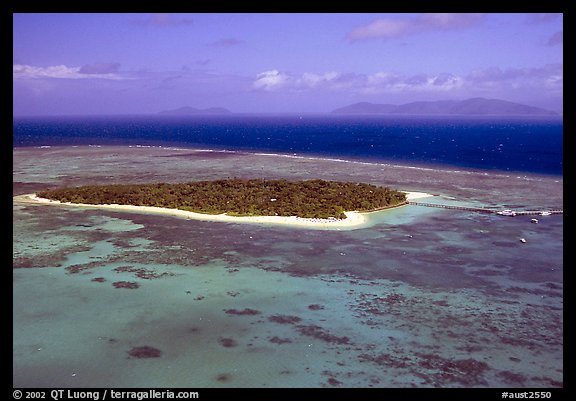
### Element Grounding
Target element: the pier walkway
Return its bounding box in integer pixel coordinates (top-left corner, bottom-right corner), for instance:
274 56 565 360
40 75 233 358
407 201 563 216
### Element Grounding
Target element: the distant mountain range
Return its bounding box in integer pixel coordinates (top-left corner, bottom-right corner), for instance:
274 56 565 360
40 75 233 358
158 106 232 115
332 98 558 116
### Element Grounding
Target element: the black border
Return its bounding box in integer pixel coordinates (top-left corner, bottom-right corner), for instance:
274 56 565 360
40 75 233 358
8 2 571 398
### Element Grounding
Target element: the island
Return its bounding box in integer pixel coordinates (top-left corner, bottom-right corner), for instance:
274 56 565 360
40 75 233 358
158 106 232 115
12 179 437 229
36 179 407 220
11 179 438 229
332 98 558 116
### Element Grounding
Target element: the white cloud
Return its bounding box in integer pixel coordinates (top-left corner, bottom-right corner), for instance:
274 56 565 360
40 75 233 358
299 71 339 87
13 64 80 79
252 69 467 94
360 71 463 94
466 64 563 91
348 13 486 41
351 19 413 40
250 65 561 101
13 64 125 80
254 70 357 92
366 71 401 86
79 62 121 74
252 70 290 90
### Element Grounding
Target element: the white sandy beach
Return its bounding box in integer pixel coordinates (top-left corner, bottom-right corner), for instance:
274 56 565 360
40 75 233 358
403 191 434 200
14 191 434 229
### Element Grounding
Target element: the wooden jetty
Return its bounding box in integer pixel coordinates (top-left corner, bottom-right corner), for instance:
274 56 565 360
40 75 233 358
407 201 563 216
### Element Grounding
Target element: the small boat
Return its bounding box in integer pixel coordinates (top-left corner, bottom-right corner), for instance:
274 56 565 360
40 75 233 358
531 218 539 224
520 238 527 243
497 209 517 216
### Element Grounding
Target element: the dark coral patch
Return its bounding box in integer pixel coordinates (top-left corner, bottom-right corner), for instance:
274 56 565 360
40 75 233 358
327 377 342 386
414 353 489 386
359 353 410 368
224 308 261 316
127 346 162 358
296 325 350 345
381 293 407 305
497 371 527 384
269 336 292 344
218 338 237 348
268 315 302 324
215 373 232 382
113 281 140 289
91 277 106 282
113 265 173 279
66 262 100 274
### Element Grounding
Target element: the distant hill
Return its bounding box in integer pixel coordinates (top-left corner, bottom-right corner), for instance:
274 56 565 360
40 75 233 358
158 106 232 115
332 98 558 116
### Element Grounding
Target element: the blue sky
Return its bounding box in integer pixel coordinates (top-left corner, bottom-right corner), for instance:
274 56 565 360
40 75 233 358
13 13 563 115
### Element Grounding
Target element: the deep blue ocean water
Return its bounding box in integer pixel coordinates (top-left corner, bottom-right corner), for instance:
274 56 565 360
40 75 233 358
13 115 563 175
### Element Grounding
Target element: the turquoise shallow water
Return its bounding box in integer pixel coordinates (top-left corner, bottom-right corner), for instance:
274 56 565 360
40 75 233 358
13 146 563 388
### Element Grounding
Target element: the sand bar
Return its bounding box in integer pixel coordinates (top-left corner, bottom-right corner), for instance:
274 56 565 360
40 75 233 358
404 191 435 200
14 191 434 229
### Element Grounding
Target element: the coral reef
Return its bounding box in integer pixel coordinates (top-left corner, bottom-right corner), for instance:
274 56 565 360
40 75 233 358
224 308 261 316
112 281 140 289
127 346 162 358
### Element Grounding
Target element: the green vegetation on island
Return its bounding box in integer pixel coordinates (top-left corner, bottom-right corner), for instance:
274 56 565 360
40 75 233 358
37 179 407 219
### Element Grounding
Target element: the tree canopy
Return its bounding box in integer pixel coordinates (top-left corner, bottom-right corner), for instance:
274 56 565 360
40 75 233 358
38 179 407 219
